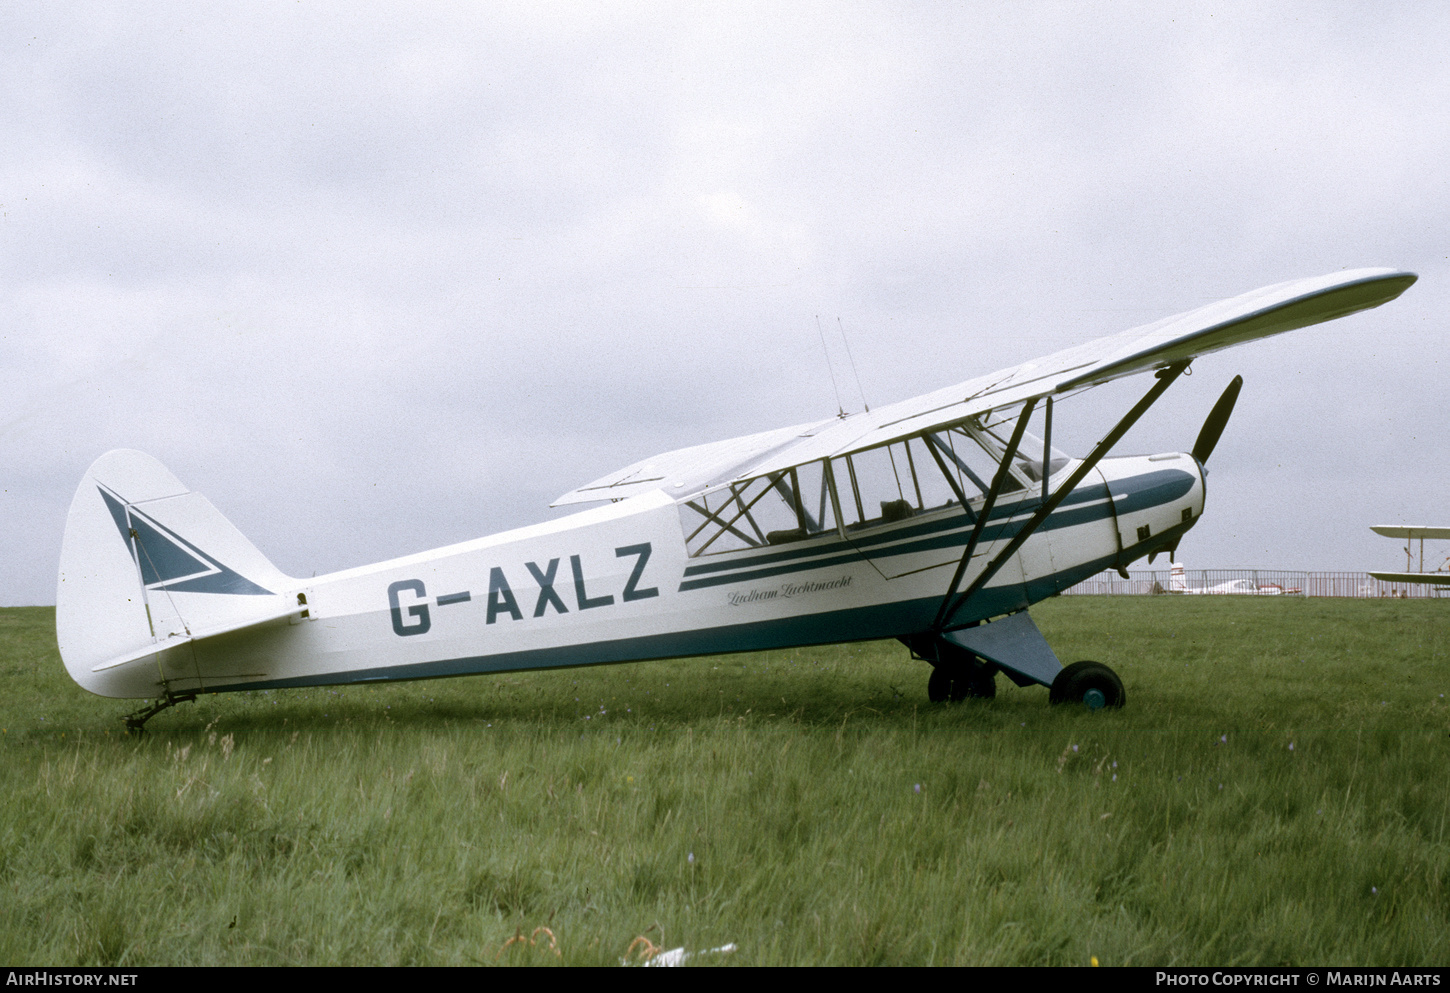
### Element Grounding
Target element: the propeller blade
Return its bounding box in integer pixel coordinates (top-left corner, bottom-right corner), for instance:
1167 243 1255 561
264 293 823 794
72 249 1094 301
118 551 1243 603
1192 375 1243 465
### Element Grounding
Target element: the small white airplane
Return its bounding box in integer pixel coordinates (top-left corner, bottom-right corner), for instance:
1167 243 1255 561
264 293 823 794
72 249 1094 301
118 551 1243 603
1167 563 1301 595
1368 525 1450 590
56 268 1417 728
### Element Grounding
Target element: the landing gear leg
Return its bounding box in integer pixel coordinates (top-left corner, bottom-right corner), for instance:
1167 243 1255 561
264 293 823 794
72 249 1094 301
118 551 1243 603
907 635 996 703
121 691 198 733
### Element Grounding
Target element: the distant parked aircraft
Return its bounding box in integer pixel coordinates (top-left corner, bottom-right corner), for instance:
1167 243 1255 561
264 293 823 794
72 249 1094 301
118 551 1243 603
1167 563 1301 595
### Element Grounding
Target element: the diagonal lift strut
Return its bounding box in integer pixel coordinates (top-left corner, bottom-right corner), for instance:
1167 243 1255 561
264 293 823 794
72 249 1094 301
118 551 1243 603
933 360 1190 634
929 398 1038 632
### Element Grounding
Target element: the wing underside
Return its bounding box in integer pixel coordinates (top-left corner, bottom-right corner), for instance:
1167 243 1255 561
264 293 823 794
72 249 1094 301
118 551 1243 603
1369 571 1450 586
551 418 837 506
1370 526 1450 541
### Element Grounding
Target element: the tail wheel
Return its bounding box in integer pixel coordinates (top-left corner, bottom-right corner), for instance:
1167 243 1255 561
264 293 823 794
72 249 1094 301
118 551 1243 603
1049 660 1125 710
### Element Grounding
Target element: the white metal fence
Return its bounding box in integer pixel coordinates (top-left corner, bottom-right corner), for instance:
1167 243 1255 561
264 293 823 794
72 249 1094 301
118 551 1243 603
1062 569 1449 598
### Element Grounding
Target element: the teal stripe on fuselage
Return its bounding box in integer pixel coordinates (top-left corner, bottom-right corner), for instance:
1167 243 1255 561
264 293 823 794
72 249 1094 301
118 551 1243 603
676 468 1192 592
199 472 1194 696
682 477 1115 577
678 491 1089 588
1108 466 1198 514
204 550 1124 695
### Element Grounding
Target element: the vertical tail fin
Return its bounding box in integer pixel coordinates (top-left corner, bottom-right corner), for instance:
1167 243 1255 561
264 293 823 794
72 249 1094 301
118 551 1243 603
57 450 296 698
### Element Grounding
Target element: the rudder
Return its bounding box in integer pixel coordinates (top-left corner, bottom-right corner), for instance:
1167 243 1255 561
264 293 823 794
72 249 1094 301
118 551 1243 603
56 450 296 698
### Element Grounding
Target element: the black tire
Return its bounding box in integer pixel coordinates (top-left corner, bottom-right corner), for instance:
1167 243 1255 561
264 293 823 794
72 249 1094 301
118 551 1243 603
927 666 951 703
965 665 997 700
928 659 996 703
1049 660 1125 710
948 662 996 701
947 669 969 702
920 633 996 704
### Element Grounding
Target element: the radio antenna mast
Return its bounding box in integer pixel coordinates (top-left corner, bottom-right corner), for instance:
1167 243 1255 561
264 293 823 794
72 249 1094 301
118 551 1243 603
815 315 847 418
837 317 869 413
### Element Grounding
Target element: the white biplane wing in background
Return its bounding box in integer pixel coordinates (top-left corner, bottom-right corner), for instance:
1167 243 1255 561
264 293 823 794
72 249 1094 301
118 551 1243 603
1368 525 1450 588
56 267 1417 728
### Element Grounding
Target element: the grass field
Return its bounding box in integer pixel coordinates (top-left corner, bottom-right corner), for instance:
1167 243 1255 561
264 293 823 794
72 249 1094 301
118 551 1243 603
1 596 1447 965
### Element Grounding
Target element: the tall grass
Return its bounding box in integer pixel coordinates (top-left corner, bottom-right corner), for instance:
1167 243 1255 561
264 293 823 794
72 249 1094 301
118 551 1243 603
1 597 1446 965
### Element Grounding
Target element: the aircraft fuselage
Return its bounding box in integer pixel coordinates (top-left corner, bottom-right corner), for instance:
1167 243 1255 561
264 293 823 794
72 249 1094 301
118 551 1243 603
74 453 1203 699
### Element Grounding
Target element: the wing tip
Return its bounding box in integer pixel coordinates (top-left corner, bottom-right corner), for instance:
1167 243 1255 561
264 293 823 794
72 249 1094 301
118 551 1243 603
1055 266 1418 392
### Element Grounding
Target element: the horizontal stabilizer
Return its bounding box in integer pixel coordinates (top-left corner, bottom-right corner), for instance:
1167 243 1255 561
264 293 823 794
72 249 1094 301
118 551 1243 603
89 601 305 672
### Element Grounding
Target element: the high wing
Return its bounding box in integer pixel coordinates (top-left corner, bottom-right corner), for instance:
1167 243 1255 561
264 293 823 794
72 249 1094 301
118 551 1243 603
1369 571 1450 586
554 267 1416 505
551 418 837 506
1370 526 1450 541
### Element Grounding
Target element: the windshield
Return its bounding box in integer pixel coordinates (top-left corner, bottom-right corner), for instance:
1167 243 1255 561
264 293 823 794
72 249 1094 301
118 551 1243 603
677 415 1075 557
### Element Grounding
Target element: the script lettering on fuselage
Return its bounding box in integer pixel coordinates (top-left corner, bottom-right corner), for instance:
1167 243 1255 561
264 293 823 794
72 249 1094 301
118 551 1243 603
726 575 854 607
386 543 659 636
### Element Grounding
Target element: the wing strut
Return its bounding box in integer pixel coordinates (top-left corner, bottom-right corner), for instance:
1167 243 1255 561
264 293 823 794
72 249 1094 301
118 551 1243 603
934 360 1190 633
930 398 1038 632
1040 396 1053 502
920 433 975 526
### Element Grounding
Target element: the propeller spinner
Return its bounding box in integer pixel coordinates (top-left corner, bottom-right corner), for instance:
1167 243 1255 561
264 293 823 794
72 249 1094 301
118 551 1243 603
1192 375 1243 465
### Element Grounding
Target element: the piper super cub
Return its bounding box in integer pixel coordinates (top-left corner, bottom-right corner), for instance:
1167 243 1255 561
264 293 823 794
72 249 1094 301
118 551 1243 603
56 268 1417 728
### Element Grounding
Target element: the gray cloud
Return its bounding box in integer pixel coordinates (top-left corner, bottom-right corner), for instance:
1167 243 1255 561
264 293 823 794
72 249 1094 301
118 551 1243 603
3 1 1447 602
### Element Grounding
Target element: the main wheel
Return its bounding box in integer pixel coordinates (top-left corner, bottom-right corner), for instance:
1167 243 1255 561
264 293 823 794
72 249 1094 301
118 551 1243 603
952 662 996 701
927 659 997 702
927 666 952 702
1049 660 1125 710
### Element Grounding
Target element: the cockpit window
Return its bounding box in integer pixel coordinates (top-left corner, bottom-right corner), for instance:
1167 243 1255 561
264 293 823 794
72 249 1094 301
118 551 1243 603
976 417 1071 489
679 465 840 557
677 415 1073 557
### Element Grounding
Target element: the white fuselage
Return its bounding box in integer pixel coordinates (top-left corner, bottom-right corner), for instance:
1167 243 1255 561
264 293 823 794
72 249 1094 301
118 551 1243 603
84 454 1204 699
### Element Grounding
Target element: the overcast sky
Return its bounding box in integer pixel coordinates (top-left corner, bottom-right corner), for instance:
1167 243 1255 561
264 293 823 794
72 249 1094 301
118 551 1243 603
3 2 1447 605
